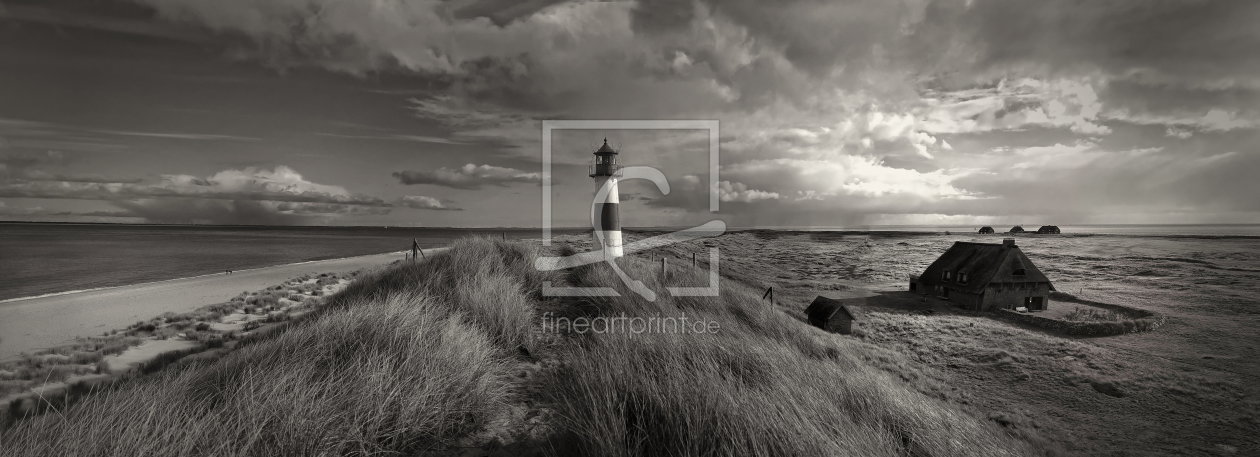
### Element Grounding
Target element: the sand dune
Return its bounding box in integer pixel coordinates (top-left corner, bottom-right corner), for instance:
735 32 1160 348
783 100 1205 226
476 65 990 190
0 250 440 360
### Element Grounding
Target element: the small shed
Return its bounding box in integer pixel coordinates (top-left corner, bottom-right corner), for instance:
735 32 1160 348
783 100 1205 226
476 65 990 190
806 296 857 335
1009 225 1025 234
979 226 995 234
1037 225 1061 234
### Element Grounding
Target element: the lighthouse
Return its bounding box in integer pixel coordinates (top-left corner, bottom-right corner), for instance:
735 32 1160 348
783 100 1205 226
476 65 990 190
589 138 623 258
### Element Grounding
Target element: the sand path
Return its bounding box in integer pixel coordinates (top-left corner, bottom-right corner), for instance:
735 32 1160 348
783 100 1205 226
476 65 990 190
0 249 437 360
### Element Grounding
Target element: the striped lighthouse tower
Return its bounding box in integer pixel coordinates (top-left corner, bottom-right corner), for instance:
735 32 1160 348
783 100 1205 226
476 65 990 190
589 138 623 258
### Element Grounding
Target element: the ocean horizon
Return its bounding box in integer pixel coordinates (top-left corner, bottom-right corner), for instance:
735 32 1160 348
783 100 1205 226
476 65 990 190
3 222 1257 301
0 223 588 302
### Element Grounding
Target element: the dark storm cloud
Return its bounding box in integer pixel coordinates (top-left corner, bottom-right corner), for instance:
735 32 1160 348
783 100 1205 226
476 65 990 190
393 164 540 190
916 0 1260 87
106 0 1260 123
0 201 132 218
112 199 309 225
0 0 217 44
448 0 570 26
4 0 1259 225
107 198 391 225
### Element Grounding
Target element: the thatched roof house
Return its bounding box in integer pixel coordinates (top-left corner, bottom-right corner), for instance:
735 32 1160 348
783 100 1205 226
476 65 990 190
1037 225 1061 234
979 226 995 234
1009 225 1025 233
806 297 857 335
909 239 1055 311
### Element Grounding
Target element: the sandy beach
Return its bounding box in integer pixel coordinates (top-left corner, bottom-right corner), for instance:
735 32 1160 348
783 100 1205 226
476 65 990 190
0 250 433 360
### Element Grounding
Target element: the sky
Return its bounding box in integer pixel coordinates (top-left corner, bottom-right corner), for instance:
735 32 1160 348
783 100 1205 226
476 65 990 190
1 0 1258 228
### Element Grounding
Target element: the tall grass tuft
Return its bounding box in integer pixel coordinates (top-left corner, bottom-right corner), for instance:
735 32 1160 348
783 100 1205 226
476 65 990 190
330 237 548 350
0 293 512 456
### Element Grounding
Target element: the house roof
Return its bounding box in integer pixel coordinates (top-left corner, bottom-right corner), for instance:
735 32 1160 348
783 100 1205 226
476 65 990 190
917 241 1054 293
807 296 856 322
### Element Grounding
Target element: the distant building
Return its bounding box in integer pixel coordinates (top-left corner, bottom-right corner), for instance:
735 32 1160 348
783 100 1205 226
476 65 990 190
1009 225 1025 234
908 239 1055 311
979 226 995 234
806 297 857 334
1037 225 1061 234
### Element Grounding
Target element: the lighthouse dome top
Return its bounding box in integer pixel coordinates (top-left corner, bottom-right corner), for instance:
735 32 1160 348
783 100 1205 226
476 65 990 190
594 138 617 155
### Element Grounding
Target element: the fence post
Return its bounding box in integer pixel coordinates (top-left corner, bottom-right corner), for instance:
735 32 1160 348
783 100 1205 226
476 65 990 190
661 257 667 277
692 252 697 268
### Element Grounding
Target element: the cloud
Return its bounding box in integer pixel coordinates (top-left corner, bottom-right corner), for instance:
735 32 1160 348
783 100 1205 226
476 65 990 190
914 0 1260 90
93 129 261 141
392 163 541 190
113 199 294 225
717 181 779 203
920 79 1110 136
397 195 462 211
315 132 471 145
0 156 387 207
0 149 145 183
13 0 1260 225
1165 127 1194 139
0 202 133 219
0 150 64 171
156 165 389 205
107 199 391 225
1105 108 1260 134
0 165 395 224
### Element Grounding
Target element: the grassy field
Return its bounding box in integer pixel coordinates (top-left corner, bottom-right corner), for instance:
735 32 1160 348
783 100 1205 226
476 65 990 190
545 244 1041 456
0 237 1046 456
583 230 1259 456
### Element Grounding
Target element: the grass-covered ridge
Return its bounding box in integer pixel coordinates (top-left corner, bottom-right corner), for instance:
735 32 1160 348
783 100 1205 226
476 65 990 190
1 238 1039 456
0 238 552 456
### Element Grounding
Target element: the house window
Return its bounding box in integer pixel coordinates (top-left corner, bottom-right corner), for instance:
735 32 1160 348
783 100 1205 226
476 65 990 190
959 272 969 284
942 271 951 281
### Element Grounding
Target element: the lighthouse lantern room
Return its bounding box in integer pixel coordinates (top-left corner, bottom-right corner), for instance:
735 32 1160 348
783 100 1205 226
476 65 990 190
589 138 623 258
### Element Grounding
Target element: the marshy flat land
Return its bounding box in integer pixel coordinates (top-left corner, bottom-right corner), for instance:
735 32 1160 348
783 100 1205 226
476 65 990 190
0 232 1256 456
599 230 1259 456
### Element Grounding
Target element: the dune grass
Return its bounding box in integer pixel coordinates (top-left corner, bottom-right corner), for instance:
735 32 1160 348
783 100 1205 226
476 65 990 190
2 238 1038 456
0 238 548 456
544 250 1043 457
544 247 1039 457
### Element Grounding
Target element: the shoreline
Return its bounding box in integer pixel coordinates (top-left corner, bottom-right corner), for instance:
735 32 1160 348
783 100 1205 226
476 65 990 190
0 250 404 305
0 248 445 359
